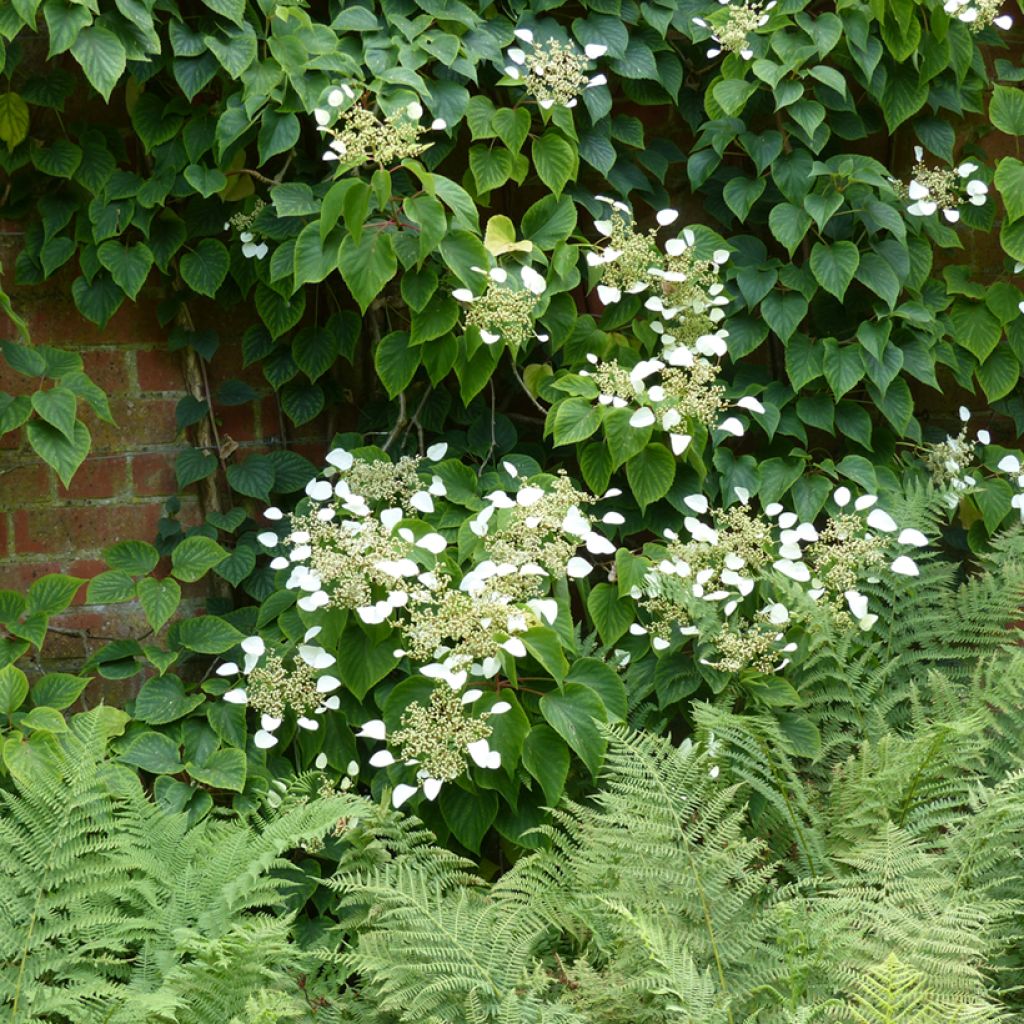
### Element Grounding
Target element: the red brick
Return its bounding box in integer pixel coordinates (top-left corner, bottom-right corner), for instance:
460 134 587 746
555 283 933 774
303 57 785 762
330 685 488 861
0 560 62 592
81 349 132 394
217 402 258 442
86 398 178 452
57 457 128 500
67 559 108 603
0 513 8 558
0 461 53 508
13 502 163 555
25 298 161 348
136 347 185 392
131 452 180 496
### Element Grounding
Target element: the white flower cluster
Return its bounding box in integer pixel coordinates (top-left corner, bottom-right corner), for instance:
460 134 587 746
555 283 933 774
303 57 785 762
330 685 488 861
633 488 927 675
903 148 988 222
938 408 1024 519
503 29 607 109
227 449 619 789
943 0 1013 30
315 89 446 166
453 264 548 347
223 201 268 260
693 0 777 61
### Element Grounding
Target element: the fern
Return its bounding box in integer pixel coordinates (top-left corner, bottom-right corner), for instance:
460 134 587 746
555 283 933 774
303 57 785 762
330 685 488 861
0 708 357 1024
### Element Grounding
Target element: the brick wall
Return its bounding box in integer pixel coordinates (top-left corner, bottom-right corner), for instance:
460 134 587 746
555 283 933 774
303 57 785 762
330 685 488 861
0 221 333 677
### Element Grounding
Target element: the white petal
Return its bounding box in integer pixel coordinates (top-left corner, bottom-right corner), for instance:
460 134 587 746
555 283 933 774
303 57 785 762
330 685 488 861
736 396 764 414
891 556 919 577
422 777 443 801
670 433 692 456
718 416 744 437
453 287 475 302
833 486 851 508
908 179 930 200
997 455 1021 473
297 716 319 731
596 284 622 305
257 532 279 547
629 407 656 429
392 783 419 808
306 479 334 501
216 662 239 677
254 730 278 749
520 266 547 295
514 27 534 42
656 208 679 226
898 528 928 547
357 719 387 740
370 750 396 767
584 43 608 59
264 506 283 520
566 556 593 578
467 738 491 768
223 688 248 704
406 100 423 119
501 637 527 658
866 508 898 533
426 442 448 461
854 494 878 511
683 494 709 514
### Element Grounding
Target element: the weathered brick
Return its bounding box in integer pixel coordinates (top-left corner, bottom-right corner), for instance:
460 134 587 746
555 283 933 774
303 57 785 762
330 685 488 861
57 457 128 500
86 397 178 451
25 297 162 347
81 349 132 394
136 347 185 392
0 560 61 592
13 502 163 555
217 401 258 443
0 461 53 508
132 451 180 496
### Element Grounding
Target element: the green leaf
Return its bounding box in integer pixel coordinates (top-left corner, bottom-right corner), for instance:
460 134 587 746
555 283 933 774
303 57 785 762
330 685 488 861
335 626 398 700
86 570 137 605
521 724 570 806
759 456 804 504
27 573 83 615
71 26 126 101
856 252 901 308
374 331 420 398
31 672 88 710
30 138 82 178
626 443 676 509
137 577 182 632
587 583 635 646
135 675 204 725
97 241 153 300
881 63 927 132
292 326 340 381
293 222 339 286
522 194 577 250
532 130 578 197
183 163 228 198
21 707 69 733
187 748 247 791
176 448 218 489
440 785 497 853
119 731 184 774
768 203 812 256
723 176 766 222
26 419 90 487
171 536 228 583
226 454 275 500
213 544 256 587
0 664 29 714
809 240 859 300
995 157 1024 222
977 347 1020 402
104 540 158 575
280 381 324 426
180 238 230 298
949 301 1002 362
521 626 569 684
539 684 606 776
469 145 514 192
823 340 865 399
338 231 397 313
257 110 299 162
552 398 601 445
762 291 807 343
176 615 243 654
566 657 626 722
991 85 1024 136
712 78 757 116
0 93 30 150
30 386 77 440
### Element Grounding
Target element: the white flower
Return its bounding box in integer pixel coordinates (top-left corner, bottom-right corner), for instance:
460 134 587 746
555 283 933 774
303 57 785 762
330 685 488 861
718 416 745 437
683 494 709 514
866 508 898 533
891 556 919 576
426 442 448 461
298 644 336 669
501 637 527 658
774 558 811 582
656 208 679 226
736 395 764 414
254 730 278 749
314 108 331 126
257 531 278 547
358 719 388 740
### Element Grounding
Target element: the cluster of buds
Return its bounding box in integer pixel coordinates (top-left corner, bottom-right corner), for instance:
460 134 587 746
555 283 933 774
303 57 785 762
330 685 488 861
315 88 446 167
693 0 778 61
504 29 608 109
899 148 988 223
224 201 268 260
453 264 548 347
355 687 510 808
632 488 927 675
943 0 1013 31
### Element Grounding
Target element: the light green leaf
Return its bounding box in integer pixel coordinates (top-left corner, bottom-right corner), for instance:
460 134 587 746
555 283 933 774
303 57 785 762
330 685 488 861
522 724 570 806
991 85 1024 136
338 230 397 313
995 157 1024 222
0 93 30 150
176 615 243 654
768 203 812 256
135 674 204 725
138 577 182 632
30 386 77 440
187 748 247 791
0 664 29 714
70 26 127 102
97 241 153 300
374 330 420 398
626 443 676 510
810 240 860 300
171 536 228 583
26 419 90 487
532 130 577 197
539 684 606 776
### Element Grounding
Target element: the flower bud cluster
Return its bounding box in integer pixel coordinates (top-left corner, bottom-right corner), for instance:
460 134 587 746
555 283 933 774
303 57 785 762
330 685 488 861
632 487 927 675
224 200 268 260
504 29 608 109
316 91 445 167
454 265 548 347
693 0 778 61
943 0 1013 31
896 148 988 223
